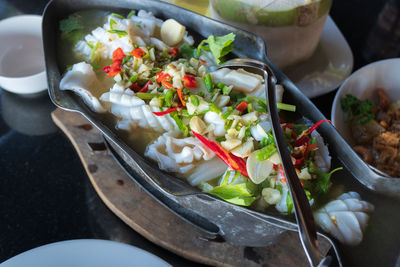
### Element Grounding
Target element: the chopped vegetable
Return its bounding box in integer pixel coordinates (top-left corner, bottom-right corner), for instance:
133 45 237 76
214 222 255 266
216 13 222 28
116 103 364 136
255 143 277 161
203 73 213 92
107 29 128 37
306 119 332 134
197 33 235 64
136 93 159 100
235 101 248 112
207 183 256 206
183 75 197 88
153 107 179 116
59 15 83 44
127 10 135 18
131 48 146 58
192 131 249 177
176 88 186 106
139 80 153 93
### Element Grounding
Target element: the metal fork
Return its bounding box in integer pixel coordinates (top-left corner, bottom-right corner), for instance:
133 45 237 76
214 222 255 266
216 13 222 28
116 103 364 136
218 58 323 266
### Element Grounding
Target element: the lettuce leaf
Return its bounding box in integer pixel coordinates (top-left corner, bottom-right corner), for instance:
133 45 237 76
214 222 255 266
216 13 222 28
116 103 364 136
207 183 256 206
197 33 235 64
59 15 84 44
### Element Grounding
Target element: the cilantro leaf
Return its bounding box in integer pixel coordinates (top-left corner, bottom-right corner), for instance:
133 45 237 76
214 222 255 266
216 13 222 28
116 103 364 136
341 94 375 125
179 43 196 59
308 162 343 195
59 16 83 34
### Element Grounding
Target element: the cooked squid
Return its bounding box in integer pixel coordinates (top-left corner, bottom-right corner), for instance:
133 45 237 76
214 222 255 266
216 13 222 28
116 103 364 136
314 192 374 245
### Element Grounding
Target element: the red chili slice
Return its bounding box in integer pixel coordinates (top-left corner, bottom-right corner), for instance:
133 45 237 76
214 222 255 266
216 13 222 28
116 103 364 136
112 47 126 62
102 66 111 73
183 74 197 88
153 107 178 116
192 131 249 177
108 60 122 77
168 47 179 58
176 88 186 107
131 48 146 58
139 80 153 93
293 135 309 148
306 119 332 134
128 82 141 92
235 101 248 112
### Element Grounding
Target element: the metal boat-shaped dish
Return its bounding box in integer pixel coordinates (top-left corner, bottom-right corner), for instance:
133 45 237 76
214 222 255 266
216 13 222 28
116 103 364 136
42 0 400 264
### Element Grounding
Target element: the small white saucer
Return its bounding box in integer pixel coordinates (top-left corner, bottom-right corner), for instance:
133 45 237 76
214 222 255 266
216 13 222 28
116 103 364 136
283 16 354 98
0 15 47 94
1 239 171 267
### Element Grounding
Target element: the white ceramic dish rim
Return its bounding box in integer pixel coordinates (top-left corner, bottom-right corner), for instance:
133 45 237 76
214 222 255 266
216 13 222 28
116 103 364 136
0 15 47 94
1 239 171 267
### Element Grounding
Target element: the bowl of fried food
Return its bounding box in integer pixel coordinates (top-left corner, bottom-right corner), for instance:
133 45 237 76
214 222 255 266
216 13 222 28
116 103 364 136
332 58 400 178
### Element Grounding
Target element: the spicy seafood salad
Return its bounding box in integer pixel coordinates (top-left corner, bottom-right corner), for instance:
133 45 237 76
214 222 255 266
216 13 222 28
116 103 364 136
59 10 373 245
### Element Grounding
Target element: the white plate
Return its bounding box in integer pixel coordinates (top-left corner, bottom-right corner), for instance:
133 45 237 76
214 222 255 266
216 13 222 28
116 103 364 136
1 239 171 267
283 16 354 98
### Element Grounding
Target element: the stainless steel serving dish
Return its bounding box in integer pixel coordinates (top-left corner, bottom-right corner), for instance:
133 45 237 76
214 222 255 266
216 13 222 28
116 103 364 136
42 0 400 266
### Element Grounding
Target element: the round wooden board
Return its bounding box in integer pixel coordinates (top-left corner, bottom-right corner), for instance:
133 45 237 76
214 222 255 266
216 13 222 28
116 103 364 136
51 108 313 267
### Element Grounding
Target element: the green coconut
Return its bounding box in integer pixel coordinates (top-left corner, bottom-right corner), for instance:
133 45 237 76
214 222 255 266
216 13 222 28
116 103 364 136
210 0 332 27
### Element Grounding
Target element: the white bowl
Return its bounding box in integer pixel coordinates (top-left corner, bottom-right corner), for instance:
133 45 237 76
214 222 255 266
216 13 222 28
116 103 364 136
0 15 47 94
331 58 400 145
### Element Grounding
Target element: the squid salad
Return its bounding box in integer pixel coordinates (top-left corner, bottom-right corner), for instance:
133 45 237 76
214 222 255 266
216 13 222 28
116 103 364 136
59 10 374 246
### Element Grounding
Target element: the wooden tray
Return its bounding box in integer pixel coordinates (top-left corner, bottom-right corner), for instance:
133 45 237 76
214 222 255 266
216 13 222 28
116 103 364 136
52 108 313 267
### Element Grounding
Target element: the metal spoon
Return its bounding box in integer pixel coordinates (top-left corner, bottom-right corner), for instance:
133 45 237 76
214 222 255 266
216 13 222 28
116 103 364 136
218 58 323 266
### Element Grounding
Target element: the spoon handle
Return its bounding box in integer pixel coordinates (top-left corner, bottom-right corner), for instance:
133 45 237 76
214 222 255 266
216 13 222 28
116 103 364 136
264 68 322 266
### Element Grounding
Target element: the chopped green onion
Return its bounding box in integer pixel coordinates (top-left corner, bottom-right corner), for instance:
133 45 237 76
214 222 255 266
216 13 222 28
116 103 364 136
190 95 200 106
110 18 117 29
170 111 190 137
203 73 213 92
224 120 233 130
164 89 175 107
143 52 150 59
129 74 138 83
244 127 251 138
216 82 225 89
107 29 128 37
122 55 132 65
151 67 162 75
222 107 234 120
255 144 277 161
222 85 231 95
111 13 125 19
216 136 226 142
136 23 142 29
136 93 158 100
127 10 135 18
90 41 100 62
209 103 221 113
277 102 296 112
247 103 253 113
